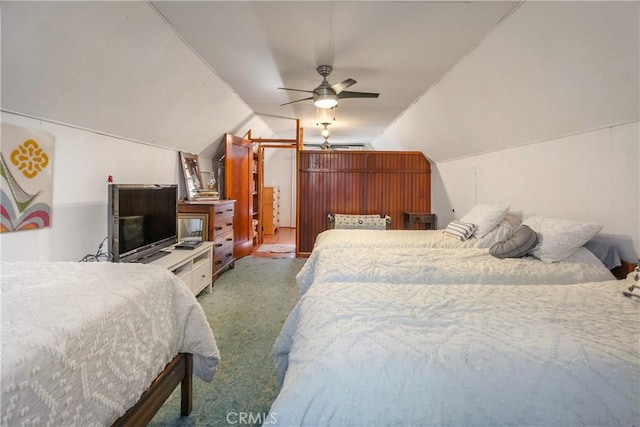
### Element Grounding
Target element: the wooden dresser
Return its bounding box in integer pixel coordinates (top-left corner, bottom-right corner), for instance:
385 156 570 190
262 186 280 235
178 200 236 278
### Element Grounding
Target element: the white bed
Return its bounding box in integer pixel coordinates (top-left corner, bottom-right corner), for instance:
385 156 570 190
269 277 640 426
1 261 220 426
297 245 615 294
313 229 480 251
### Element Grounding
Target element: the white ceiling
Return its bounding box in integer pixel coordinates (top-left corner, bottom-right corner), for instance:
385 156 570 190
9 1 634 161
151 1 519 145
0 1 520 154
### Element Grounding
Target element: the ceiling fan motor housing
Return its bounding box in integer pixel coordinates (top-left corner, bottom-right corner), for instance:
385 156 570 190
313 85 337 102
316 65 333 78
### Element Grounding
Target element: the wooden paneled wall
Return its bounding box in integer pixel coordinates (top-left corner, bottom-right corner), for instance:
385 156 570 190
297 151 431 254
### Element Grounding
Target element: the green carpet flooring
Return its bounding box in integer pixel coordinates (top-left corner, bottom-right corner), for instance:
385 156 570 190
149 256 305 426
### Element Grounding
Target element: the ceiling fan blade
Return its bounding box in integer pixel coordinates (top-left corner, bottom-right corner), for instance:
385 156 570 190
331 78 357 95
280 96 313 106
338 90 380 99
278 87 314 94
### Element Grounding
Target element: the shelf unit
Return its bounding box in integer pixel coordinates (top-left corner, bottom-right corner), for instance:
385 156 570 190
150 242 214 296
252 144 264 246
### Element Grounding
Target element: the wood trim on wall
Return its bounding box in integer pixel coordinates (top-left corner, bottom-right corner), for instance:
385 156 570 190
297 151 431 254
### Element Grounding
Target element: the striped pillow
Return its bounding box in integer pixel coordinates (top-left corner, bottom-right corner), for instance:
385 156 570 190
443 220 477 241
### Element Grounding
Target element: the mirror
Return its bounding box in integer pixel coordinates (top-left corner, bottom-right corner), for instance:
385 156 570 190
180 152 204 200
178 213 208 242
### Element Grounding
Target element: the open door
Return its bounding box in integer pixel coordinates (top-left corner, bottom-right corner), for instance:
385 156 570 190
224 134 254 258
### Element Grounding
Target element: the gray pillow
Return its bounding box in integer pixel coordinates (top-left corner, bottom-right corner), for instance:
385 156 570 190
490 224 538 259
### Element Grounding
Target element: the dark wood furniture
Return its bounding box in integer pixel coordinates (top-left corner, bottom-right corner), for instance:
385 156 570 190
224 134 254 258
404 212 437 230
611 260 638 280
112 353 192 426
297 151 431 254
179 200 236 278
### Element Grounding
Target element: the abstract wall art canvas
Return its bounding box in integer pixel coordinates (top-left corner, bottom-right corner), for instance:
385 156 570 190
1 123 54 233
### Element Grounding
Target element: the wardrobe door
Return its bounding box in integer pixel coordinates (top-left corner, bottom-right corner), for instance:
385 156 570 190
224 134 253 258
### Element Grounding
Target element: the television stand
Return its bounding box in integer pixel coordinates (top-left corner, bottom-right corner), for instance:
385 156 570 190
150 243 214 296
137 250 171 264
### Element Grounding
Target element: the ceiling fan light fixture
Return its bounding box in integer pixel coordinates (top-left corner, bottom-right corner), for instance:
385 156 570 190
321 123 331 151
316 105 336 125
314 94 338 109
321 125 330 139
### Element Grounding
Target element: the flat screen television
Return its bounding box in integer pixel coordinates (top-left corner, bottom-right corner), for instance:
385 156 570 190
108 184 178 263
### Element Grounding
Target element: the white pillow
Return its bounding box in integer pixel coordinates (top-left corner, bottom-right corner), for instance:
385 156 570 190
476 220 512 248
476 214 521 248
523 216 603 263
460 204 510 239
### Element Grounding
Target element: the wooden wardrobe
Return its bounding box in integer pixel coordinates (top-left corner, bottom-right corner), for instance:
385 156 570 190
223 134 254 258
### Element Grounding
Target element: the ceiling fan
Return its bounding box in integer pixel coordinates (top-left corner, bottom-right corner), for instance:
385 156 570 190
279 65 379 108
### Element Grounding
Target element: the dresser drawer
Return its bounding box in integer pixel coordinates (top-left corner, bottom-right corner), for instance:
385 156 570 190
213 231 234 267
191 260 212 295
213 217 233 237
213 232 234 250
411 215 433 223
213 204 234 220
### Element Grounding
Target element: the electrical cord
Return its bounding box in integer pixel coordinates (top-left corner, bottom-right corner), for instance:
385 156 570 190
79 237 112 262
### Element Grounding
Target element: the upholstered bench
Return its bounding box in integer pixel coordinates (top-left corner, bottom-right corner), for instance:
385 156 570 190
327 213 392 230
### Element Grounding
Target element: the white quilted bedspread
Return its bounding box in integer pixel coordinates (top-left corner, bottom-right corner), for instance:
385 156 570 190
313 229 478 251
1 262 219 426
269 279 640 426
297 246 614 294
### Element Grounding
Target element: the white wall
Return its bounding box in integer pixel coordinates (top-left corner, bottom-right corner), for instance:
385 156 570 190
373 2 639 161
0 112 183 262
0 112 283 262
432 121 639 262
372 1 639 262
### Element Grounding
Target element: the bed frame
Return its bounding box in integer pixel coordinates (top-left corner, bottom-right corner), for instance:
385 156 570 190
112 353 193 426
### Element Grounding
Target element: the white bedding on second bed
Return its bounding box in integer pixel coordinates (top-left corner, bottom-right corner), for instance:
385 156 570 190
1 261 220 426
297 245 615 294
313 229 479 251
269 279 640 426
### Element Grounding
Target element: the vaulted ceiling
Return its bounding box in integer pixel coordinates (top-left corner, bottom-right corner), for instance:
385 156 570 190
1 1 518 157
1 1 637 161
151 1 518 145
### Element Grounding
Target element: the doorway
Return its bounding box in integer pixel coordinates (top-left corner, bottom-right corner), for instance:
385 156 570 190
252 145 297 257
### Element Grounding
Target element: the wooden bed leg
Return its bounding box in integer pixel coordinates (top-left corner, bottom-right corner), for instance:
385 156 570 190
112 353 194 426
181 353 193 416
